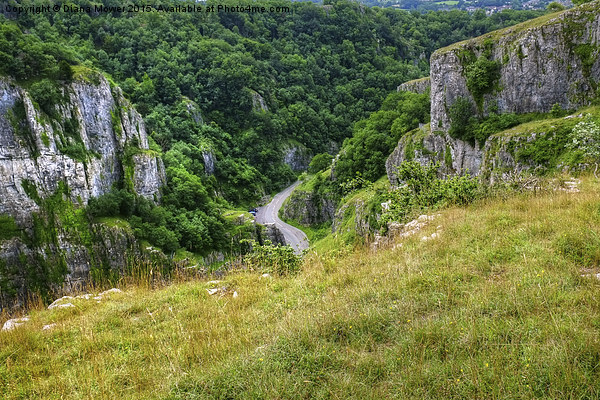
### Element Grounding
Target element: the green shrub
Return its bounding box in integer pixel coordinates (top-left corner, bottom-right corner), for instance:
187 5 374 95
382 161 481 227
335 91 430 184
242 240 303 276
464 56 500 108
449 97 476 142
28 79 63 116
0 215 20 240
57 60 73 81
550 103 568 118
88 189 135 218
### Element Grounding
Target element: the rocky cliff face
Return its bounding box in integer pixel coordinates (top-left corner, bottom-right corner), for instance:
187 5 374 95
282 189 336 226
386 125 483 185
0 73 165 308
387 3 600 182
0 75 164 223
397 77 430 94
282 143 311 172
431 2 600 133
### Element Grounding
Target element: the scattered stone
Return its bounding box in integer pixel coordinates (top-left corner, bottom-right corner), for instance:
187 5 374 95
260 273 272 279
76 293 94 300
421 232 439 242
42 323 56 331
381 201 391 211
2 317 29 332
233 291 239 298
372 213 442 250
206 286 237 297
558 178 581 193
49 302 75 310
98 288 122 297
207 280 221 285
580 272 600 280
48 296 74 310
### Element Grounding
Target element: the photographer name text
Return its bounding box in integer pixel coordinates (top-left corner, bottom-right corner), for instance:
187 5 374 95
5 4 290 15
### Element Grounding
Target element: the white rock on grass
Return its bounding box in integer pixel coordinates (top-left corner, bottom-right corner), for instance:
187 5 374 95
47 296 74 309
421 232 439 242
98 288 122 297
42 323 56 331
2 317 29 331
49 302 75 310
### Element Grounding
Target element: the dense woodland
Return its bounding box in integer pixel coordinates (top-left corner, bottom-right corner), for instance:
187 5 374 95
0 0 546 255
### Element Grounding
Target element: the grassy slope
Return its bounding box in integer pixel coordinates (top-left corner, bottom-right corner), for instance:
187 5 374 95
2 177 600 398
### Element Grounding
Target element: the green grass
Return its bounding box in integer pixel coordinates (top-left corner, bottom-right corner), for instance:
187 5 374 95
0 215 20 241
3 176 600 398
295 169 331 193
436 1 459 5
93 217 132 230
280 216 332 244
222 209 253 224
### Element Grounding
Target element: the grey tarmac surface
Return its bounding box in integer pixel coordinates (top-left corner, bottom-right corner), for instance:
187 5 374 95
255 181 309 254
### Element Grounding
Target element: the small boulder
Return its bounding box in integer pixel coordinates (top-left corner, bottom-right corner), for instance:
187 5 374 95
2 317 29 331
98 288 122 297
42 323 56 331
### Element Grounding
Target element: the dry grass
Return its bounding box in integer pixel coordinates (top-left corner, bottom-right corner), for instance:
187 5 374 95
2 176 600 399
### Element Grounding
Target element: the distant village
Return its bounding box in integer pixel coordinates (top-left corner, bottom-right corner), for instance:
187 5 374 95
385 0 572 13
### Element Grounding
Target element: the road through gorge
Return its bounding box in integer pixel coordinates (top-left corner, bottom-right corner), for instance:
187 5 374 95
255 181 309 255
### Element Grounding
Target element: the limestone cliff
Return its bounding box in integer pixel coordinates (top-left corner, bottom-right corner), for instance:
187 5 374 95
0 74 164 223
388 2 600 182
386 124 483 184
0 73 165 308
282 142 311 172
282 189 336 226
397 77 430 94
431 2 600 133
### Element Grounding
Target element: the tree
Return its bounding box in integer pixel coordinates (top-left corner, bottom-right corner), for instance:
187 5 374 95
309 153 334 174
547 2 566 12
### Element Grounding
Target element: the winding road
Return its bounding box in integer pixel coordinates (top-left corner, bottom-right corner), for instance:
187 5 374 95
256 181 309 254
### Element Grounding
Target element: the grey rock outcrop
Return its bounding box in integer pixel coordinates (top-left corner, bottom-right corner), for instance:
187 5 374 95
397 77 430 94
262 223 286 246
0 75 164 224
388 3 600 182
431 3 600 133
0 74 166 309
184 99 203 125
202 151 216 175
332 198 372 238
385 125 483 184
282 143 311 172
282 189 336 225
251 90 269 113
